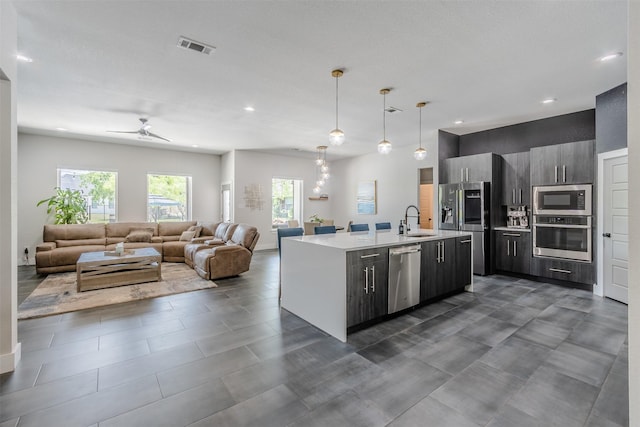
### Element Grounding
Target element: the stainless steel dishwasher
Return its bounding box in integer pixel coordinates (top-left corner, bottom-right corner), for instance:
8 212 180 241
388 244 421 314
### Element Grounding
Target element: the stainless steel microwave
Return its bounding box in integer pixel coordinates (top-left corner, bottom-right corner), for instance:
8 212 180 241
532 184 592 216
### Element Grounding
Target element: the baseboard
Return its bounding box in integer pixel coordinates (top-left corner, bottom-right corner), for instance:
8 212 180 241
0 342 22 374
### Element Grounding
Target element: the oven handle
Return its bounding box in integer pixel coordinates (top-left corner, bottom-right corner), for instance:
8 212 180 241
533 223 590 229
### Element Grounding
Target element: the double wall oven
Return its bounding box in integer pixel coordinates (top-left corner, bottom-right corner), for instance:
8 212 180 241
532 184 592 262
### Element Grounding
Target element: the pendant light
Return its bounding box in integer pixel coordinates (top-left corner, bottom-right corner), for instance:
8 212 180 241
329 69 345 146
377 88 392 154
315 145 327 166
414 102 427 160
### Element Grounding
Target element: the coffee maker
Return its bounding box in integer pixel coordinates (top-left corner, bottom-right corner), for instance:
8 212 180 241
507 205 529 228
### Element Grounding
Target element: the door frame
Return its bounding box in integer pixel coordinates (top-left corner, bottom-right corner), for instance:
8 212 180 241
594 147 628 297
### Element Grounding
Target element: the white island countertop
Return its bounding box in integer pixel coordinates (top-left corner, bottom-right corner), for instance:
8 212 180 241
284 229 472 251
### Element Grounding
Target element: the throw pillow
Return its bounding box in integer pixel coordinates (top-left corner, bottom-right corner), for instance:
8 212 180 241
125 229 153 243
179 230 196 241
187 225 203 238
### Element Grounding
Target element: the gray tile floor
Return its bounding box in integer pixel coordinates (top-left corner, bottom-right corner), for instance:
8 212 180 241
1 251 628 427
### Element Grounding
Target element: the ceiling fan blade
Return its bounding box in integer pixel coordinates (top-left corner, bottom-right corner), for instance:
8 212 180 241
146 131 172 142
106 130 139 134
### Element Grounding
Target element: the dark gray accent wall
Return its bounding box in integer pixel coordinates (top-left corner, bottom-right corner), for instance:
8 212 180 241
596 83 627 154
457 110 595 156
438 130 459 162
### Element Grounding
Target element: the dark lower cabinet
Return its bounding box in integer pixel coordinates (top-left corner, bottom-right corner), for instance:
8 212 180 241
529 257 594 285
455 236 473 288
346 247 389 328
421 237 464 301
495 231 531 275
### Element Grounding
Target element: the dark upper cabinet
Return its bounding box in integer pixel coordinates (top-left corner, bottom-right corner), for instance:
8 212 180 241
530 140 595 186
501 152 530 206
442 153 499 184
346 247 389 328
494 230 531 275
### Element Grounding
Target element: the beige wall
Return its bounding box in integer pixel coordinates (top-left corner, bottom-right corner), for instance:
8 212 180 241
0 0 20 373
18 133 222 264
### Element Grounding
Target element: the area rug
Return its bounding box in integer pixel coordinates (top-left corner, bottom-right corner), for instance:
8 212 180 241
18 263 217 320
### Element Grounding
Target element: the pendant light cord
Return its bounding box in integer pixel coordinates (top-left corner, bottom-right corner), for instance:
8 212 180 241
419 106 422 149
335 76 339 129
382 92 386 140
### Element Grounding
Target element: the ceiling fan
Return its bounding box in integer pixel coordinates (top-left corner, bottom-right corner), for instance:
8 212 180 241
107 118 172 142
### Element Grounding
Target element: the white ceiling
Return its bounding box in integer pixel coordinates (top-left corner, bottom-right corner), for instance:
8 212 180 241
13 1 628 159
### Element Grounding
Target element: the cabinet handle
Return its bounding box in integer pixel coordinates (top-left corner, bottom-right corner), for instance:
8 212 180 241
371 265 376 292
364 267 369 294
549 267 572 274
503 233 521 237
513 241 517 257
562 165 566 183
460 239 472 243
460 168 464 182
554 165 558 183
360 253 380 259
441 241 445 263
507 239 510 256
519 188 523 204
436 241 441 263
466 168 469 182
512 189 515 204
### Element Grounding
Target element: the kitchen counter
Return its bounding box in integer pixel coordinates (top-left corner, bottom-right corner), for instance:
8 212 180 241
280 230 473 342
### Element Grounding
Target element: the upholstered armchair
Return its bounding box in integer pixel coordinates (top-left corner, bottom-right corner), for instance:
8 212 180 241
193 224 260 280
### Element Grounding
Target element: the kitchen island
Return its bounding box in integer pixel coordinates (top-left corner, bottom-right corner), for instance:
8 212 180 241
281 230 473 342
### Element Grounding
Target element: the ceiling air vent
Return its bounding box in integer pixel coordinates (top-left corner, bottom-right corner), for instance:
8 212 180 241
177 36 216 56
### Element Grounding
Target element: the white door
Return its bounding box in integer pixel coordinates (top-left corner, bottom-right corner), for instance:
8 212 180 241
603 155 628 304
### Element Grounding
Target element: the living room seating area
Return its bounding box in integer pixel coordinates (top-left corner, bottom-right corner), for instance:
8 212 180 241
35 221 259 281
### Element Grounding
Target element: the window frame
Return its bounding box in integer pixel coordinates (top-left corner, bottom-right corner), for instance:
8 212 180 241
57 168 118 223
146 173 192 222
271 176 303 230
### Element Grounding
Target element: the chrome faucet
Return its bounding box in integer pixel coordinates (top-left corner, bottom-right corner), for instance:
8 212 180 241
404 205 420 231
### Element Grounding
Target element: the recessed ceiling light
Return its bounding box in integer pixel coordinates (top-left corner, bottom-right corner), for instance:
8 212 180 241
55 127 67 131
542 98 556 104
454 120 464 125
16 54 33 63
244 106 255 112
599 52 623 62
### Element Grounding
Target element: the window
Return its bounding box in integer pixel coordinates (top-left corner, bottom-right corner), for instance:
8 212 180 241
272 178 302 229
147 174 191 222
58 168 117 223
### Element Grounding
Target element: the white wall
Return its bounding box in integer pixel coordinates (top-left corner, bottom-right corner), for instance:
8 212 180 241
232 150 333 250
628 0 639 423
221 150 235 221
330 138 439 233
0 0 20 373
18 134 221 264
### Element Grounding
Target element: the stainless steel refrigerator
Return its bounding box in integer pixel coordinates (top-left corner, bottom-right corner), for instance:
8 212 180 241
439 182 491 275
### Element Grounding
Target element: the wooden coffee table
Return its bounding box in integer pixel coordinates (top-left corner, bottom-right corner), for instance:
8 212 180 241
76 247 162 292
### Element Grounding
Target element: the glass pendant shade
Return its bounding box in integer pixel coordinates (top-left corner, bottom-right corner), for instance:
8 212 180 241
414 147 427 160
316 179 325 187
320 163 329 173
378 140 392 154
313 185 321 194
329 128 345 146
322 172 330 180
315 158 324 166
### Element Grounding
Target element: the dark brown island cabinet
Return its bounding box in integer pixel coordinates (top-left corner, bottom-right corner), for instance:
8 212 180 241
346 247 389 328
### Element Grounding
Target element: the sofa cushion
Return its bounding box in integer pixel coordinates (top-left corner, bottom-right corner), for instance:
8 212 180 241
43 223 105 242
179 231 196 241
229 224 259 250
56 238 106 247
106 222 158 238
187 225 203 237
126 229 153 243
158 221 197 237
196 221 221 237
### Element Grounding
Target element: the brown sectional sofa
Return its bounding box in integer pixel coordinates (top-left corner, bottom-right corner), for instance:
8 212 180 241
36 220 228 274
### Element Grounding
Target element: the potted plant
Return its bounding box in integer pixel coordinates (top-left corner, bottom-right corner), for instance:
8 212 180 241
308 214 324 224
37 187 89 224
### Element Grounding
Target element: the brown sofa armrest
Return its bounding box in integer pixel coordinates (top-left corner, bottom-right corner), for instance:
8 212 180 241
191 236 213 244
36 242 56 252
207 245 252 280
